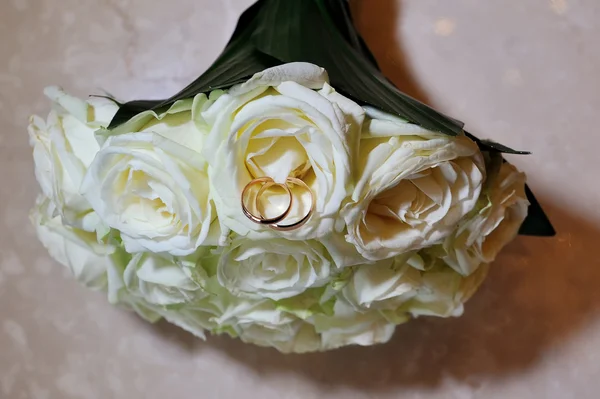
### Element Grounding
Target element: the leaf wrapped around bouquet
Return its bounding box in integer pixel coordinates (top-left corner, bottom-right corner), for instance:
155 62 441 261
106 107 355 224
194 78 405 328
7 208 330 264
29 0 554 353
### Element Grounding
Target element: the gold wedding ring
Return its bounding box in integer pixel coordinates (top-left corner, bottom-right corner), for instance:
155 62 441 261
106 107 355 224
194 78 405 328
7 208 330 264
257 177 315 232
241 177 315 232
241 177 293 225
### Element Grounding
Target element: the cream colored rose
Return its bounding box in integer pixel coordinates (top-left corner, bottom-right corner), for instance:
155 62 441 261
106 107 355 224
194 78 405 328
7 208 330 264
439 162 529 276
202 63 365 240
342 254 423 311
338 250 492 322
29 87 118 231
156 304 221 340
81 94 220 256
106 251 223 335
400 258 490 318
311 300 396 350
122 252 210 306
217 237 332 300
343 107 486 261
236 307 321 353
154 274 321 351
209 279 321 352
31 196 113 289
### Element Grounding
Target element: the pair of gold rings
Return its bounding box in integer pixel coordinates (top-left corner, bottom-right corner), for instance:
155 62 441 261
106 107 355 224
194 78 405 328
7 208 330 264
241 177 315 232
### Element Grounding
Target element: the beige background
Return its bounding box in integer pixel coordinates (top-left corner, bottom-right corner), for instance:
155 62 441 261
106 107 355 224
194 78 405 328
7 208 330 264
1 0 599 398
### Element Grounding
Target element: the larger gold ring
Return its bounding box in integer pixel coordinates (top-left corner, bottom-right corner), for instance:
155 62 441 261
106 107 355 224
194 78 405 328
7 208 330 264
257 177 315 232
241 177 293 225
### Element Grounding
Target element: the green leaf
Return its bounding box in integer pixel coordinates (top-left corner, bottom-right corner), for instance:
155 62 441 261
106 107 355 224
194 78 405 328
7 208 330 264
319 0 381 69
107 0 530 147
519 185 556 236
108 100 164 129
466 132 530 155
109 0 464 136
251 0 464 135
482 151 504 192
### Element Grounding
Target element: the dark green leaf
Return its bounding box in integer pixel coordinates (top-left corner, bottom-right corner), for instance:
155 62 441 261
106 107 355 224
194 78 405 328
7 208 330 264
108 99 164 128
107 0 523 146
109 0 465 135
482 151 504 191
317 0 381 69
251 0 464 135
519 185 556 236
466 132 530 155
88 94 122 105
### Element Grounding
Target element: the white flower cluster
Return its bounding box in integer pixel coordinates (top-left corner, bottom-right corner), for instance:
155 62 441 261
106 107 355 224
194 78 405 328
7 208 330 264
29 63 528 352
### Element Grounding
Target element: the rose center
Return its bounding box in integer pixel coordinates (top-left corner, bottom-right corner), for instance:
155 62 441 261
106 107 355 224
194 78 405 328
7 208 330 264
362 168 448 239
117 168 177 230
246 135 311 182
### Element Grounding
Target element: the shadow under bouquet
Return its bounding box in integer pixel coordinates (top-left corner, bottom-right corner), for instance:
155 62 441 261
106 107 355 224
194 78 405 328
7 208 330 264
28 0 554 353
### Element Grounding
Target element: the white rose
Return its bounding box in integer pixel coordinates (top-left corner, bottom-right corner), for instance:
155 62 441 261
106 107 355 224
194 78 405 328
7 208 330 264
30 196 113 289
157 304 221 340
104 249 220 335
105 254 163 323
122 251 210 306
236 307 321 353
217 237 332 300
439 162 529 276
342 254 423 311
165 279 256 340
311 300 396 350
339 252 491 321
158 274 321 351
343 107 485 261
106 258 319 348
213 291 320 353
108 257 222 336
81 94 220 256
154 252 225 339
202 63 365 240
29 87 118 231
406 260 490 318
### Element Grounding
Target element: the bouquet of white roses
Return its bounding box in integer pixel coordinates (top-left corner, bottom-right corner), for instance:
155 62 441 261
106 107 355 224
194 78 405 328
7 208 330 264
29 0 554 353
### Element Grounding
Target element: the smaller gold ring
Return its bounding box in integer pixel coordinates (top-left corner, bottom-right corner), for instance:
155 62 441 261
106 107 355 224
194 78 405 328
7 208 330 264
264 177 315 232
241 177 293 225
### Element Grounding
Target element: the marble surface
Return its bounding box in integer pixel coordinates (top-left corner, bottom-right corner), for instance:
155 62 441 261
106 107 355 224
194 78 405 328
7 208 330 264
1 0 599 397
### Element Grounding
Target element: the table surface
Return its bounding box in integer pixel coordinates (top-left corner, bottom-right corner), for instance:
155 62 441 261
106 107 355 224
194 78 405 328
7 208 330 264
2 0 599 398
